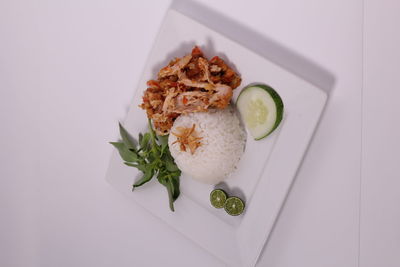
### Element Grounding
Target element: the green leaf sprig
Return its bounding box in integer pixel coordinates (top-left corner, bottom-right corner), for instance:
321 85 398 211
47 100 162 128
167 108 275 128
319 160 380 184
110 119 181 211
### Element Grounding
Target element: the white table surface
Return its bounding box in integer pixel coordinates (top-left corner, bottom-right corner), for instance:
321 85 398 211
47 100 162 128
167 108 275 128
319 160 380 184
0 1 399 266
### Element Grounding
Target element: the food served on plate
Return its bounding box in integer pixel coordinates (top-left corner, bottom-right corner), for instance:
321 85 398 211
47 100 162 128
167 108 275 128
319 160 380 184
111 45 284 213
169 107 246 184
140 46 241 135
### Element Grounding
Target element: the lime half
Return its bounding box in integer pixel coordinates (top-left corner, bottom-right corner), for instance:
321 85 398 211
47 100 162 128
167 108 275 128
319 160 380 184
210 189 227 209
224 196 245 216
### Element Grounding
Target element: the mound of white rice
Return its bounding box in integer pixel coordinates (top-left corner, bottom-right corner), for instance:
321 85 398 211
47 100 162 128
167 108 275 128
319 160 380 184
168 107 246 184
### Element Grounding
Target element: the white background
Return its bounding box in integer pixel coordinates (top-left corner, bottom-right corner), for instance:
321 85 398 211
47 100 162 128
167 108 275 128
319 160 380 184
0 0 399 266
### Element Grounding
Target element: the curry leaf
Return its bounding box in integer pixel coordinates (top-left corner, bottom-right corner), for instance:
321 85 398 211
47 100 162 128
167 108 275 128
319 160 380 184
124 162 139 168
166 158 179 172
160 142 168 157
110 142 138 162
119 122 137 150
157 134 169 146
166 178 175 212
124 162 146 172
140 133 151 151
138 133 143 146
156 171 167 186
133 167 155 188
171 173 180 200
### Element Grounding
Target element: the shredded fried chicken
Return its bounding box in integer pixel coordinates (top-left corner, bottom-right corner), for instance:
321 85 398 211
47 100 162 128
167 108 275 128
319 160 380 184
171 124 202 154
139 46 241 135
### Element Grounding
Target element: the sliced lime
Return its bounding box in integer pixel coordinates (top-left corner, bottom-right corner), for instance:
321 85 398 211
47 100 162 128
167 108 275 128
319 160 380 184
224 196 245 216
210 189 227 209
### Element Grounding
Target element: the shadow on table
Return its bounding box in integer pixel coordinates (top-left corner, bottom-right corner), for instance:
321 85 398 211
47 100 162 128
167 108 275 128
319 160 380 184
171 0 336 94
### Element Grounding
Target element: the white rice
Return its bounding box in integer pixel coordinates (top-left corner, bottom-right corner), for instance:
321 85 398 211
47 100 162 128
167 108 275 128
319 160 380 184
168 106 246 184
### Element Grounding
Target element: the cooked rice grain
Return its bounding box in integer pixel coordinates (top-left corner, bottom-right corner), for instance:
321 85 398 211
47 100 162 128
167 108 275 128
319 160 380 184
168 107 246 184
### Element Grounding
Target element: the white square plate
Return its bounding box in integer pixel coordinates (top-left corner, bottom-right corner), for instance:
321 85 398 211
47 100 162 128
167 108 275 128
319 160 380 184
106 9 327 267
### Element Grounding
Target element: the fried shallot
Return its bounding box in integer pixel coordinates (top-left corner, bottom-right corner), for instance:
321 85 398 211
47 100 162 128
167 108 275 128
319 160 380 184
171 124 202 154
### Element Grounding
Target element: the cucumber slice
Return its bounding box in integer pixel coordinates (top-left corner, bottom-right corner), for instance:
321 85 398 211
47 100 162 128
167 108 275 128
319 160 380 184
236 84 284 140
